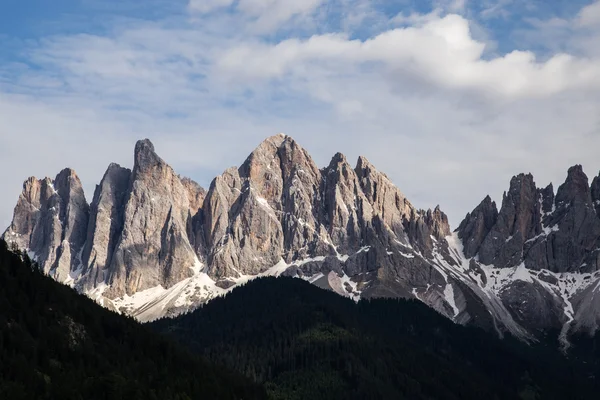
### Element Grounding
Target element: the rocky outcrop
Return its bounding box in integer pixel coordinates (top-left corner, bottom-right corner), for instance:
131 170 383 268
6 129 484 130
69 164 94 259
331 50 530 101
321 152 370 253
105 139 199 297
475 174 542 268
80 163 131 290
458 168 600 273
457 196 498 258
3 170 89 281
456 165 600 345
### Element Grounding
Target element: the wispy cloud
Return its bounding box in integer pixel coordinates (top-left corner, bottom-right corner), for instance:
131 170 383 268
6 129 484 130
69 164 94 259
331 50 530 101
0 0 599 228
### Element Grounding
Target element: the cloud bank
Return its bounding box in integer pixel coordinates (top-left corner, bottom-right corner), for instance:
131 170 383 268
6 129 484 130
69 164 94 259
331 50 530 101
1 0 599 229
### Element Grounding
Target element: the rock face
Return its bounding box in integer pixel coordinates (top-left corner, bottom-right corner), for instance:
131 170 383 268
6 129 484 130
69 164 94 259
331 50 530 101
106 139 199 297
4 170 89 281
4 135 600 346
456 165 600 345
80 163 131 291
458 166 600 274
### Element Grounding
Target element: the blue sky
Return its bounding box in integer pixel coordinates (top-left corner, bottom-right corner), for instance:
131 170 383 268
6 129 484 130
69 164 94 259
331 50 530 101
1 0 600 228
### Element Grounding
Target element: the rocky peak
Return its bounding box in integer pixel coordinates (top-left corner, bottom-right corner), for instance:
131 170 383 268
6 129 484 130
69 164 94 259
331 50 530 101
80 163 131 290
555 165 592 207
473 172 542 267
456 195 499 258
502 173 542 240
3 168 90 281
321 152 372 252
458 165 600 273
134 139 164 173
355 156 413 236
205 134 329 279
425 206 451 239
106 139 198 297
5 134 463 325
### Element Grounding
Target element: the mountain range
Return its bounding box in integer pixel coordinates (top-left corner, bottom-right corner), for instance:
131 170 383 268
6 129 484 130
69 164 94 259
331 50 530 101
4 134 600 348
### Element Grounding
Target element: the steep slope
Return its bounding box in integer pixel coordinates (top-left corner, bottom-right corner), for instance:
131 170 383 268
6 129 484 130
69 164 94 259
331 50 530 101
3 169 89 282
0 239 266 399
153 277 596 400
456 166 600 346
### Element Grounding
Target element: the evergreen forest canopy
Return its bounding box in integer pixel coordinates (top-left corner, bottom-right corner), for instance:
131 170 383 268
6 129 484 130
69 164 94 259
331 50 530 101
0 240 266 400
154 276 600 400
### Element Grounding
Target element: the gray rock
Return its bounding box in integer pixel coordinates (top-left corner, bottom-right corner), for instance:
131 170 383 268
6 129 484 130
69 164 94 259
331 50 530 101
591 173 600 216
8 134 600 343
456 195 498 258
80 163 131 290
105 139 200 297
478 173 541 268
2 169 89 280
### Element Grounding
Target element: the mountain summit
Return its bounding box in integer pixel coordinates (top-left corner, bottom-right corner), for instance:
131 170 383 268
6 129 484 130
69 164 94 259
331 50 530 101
4 136 600 345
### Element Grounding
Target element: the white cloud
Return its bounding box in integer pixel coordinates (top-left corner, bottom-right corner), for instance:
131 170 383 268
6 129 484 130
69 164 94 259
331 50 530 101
1 1 600 230
216 14 600 98
578 0 600 27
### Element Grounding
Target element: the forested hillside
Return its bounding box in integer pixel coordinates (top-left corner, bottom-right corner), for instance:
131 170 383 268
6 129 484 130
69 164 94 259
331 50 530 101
0 240 266 400
154 277 598 400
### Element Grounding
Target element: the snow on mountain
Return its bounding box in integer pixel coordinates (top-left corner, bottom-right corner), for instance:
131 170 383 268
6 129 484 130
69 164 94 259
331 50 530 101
3 136 600 346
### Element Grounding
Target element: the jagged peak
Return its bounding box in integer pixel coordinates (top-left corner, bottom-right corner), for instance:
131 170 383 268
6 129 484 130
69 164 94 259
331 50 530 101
567 164 585 176
556 164 591 205
22 176 41 190
54 168 81 184
356 155 385 178
254 133 292 151
134 138 165 172
106 162 126 171
479 195 498 214
355 155 371 171
331 152 347 163
325 152 350 172
239 134 319 184
507 172 536 191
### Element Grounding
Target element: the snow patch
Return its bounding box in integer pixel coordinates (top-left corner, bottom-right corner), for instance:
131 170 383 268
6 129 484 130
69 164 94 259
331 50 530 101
444 284 459 318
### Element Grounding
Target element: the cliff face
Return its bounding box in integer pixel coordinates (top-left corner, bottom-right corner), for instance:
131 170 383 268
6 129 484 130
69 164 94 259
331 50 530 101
458 166 600 274
4 169 89 282
456 165 600 344
5 135 600 345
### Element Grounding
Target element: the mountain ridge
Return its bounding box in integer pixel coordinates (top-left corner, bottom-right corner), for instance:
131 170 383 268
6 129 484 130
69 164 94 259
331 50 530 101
4 134 600 346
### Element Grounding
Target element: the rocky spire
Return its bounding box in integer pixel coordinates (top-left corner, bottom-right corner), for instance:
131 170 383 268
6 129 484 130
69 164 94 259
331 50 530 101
457 166 600 273
355 155 413 240
105 139 200 297
539 165 600 273
205 134 329 280
555 165 592 207
2 169 89 280
321 152 372 253
456 195 498 258
52 168 90 281
80 163 131 290
477 173 542 267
